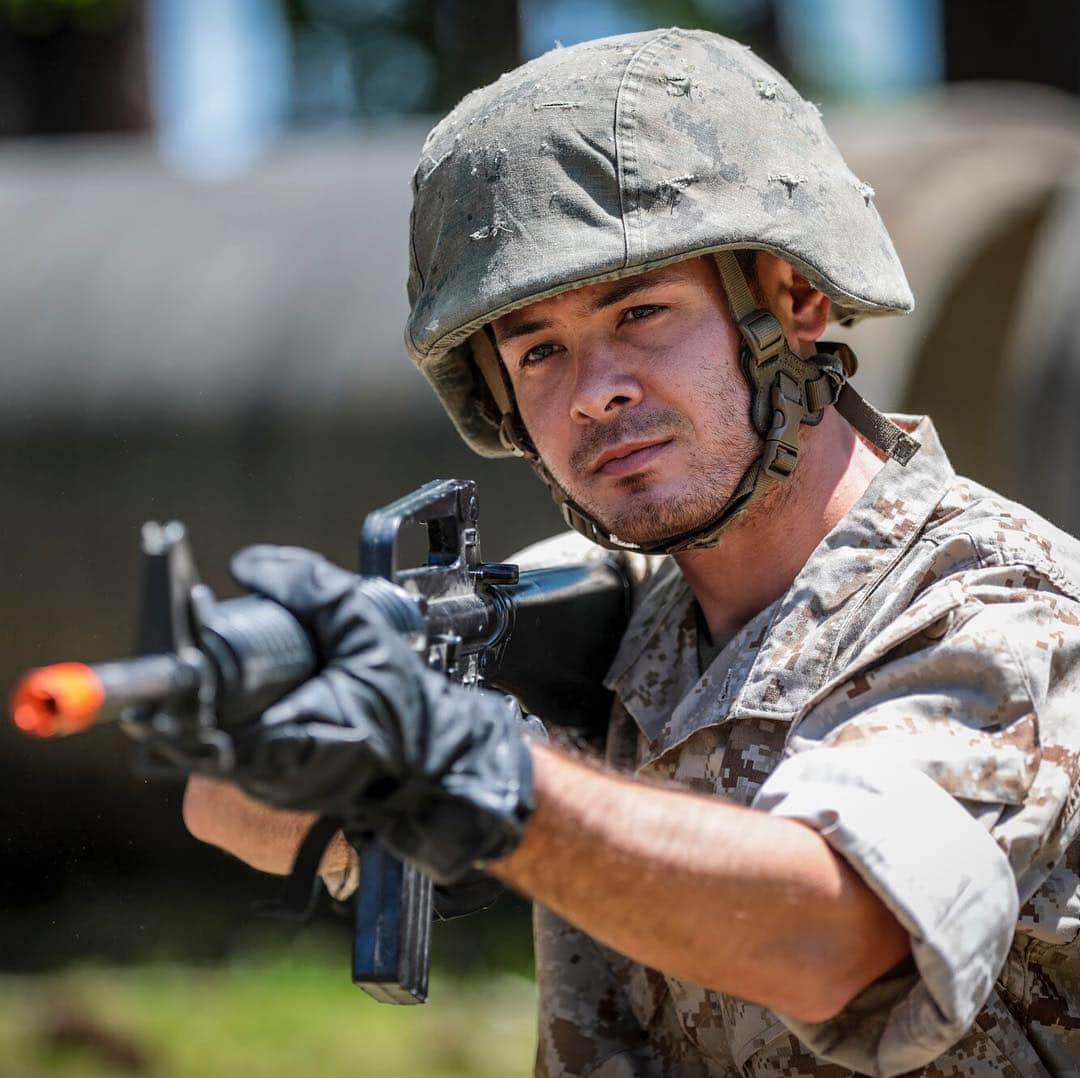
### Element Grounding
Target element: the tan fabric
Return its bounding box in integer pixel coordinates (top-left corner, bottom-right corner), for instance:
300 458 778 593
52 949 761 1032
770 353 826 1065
534 416 1080 1076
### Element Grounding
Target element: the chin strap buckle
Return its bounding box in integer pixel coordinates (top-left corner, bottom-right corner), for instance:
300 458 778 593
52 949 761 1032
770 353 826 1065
738 309 785 365
762 372 805 479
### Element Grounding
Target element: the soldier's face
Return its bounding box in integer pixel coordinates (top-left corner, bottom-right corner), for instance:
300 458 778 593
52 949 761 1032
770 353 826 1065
493 256 761 545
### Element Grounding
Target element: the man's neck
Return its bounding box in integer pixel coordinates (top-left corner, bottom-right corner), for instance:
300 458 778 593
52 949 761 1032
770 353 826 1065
675 409 885 642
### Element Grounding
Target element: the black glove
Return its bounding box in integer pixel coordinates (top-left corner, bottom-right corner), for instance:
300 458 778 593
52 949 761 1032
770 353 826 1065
229 545 536 884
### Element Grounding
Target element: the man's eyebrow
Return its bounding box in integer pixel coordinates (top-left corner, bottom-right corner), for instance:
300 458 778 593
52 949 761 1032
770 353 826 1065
493 269 685 344
591 270 685 311
493 317 553 345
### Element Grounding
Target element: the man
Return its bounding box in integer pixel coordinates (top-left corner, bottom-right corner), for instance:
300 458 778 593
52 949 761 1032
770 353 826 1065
184 30 1080 1075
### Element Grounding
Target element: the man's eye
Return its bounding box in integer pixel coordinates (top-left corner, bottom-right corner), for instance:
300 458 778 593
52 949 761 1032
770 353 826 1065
519 343 560 369
622 304 662 323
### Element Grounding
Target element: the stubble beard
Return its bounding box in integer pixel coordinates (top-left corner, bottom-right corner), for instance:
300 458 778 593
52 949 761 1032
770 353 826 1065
558 390 760 546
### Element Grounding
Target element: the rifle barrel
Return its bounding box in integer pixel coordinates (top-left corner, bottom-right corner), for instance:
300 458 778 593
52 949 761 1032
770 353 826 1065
11 655 199 738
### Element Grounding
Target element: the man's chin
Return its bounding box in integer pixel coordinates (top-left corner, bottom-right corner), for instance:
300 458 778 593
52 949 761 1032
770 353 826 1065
576 489 721 547
604 516 702 547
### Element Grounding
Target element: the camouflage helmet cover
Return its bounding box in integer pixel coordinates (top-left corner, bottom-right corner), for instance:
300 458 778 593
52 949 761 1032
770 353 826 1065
406 27 913 458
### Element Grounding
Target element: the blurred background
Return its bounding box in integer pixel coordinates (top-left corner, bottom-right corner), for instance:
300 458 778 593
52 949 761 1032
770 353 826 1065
1 0 1078 1073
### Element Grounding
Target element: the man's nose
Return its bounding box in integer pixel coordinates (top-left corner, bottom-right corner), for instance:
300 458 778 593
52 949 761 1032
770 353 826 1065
569 346 644 423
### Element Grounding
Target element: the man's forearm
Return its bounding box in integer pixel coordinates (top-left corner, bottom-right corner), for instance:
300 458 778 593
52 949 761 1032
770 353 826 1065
491 742 908 1023
183 775 353 877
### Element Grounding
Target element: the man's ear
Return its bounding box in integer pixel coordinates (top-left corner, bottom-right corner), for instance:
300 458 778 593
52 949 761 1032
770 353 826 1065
754 253 831 352
788 272 830 344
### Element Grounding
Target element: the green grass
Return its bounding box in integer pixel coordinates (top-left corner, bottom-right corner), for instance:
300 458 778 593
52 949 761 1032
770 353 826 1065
0 935 537 1077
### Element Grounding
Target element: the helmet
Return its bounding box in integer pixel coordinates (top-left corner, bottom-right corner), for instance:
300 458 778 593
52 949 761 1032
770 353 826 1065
405 27 919 553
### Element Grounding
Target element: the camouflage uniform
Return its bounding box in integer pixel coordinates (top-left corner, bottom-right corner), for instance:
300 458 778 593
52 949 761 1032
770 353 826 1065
398 25 1080 1077
534 418 1080 1077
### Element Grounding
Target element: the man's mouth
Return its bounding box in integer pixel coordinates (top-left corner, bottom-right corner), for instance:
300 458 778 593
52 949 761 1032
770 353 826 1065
591 439 673 477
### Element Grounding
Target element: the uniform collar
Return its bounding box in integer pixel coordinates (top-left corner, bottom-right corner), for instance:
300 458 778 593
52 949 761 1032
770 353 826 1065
605 416 955 756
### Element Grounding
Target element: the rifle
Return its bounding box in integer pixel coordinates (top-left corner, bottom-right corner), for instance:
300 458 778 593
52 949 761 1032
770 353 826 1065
9 478 631 1004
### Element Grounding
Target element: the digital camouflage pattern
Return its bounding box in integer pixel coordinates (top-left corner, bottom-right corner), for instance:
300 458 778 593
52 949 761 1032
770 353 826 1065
533 418 1080 1077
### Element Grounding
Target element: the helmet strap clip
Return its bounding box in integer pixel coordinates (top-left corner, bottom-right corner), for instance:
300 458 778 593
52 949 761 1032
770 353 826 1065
762 372 804 479
737 309 785 365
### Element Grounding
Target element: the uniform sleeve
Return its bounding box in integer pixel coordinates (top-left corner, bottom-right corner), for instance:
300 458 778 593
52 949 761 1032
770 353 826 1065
751 578 1080 1077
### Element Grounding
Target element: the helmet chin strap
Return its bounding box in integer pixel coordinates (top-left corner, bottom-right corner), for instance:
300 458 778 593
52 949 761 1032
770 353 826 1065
472 252 920 556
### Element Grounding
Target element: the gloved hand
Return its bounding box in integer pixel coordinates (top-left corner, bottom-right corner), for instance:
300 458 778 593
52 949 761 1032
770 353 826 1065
228 545 536 884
